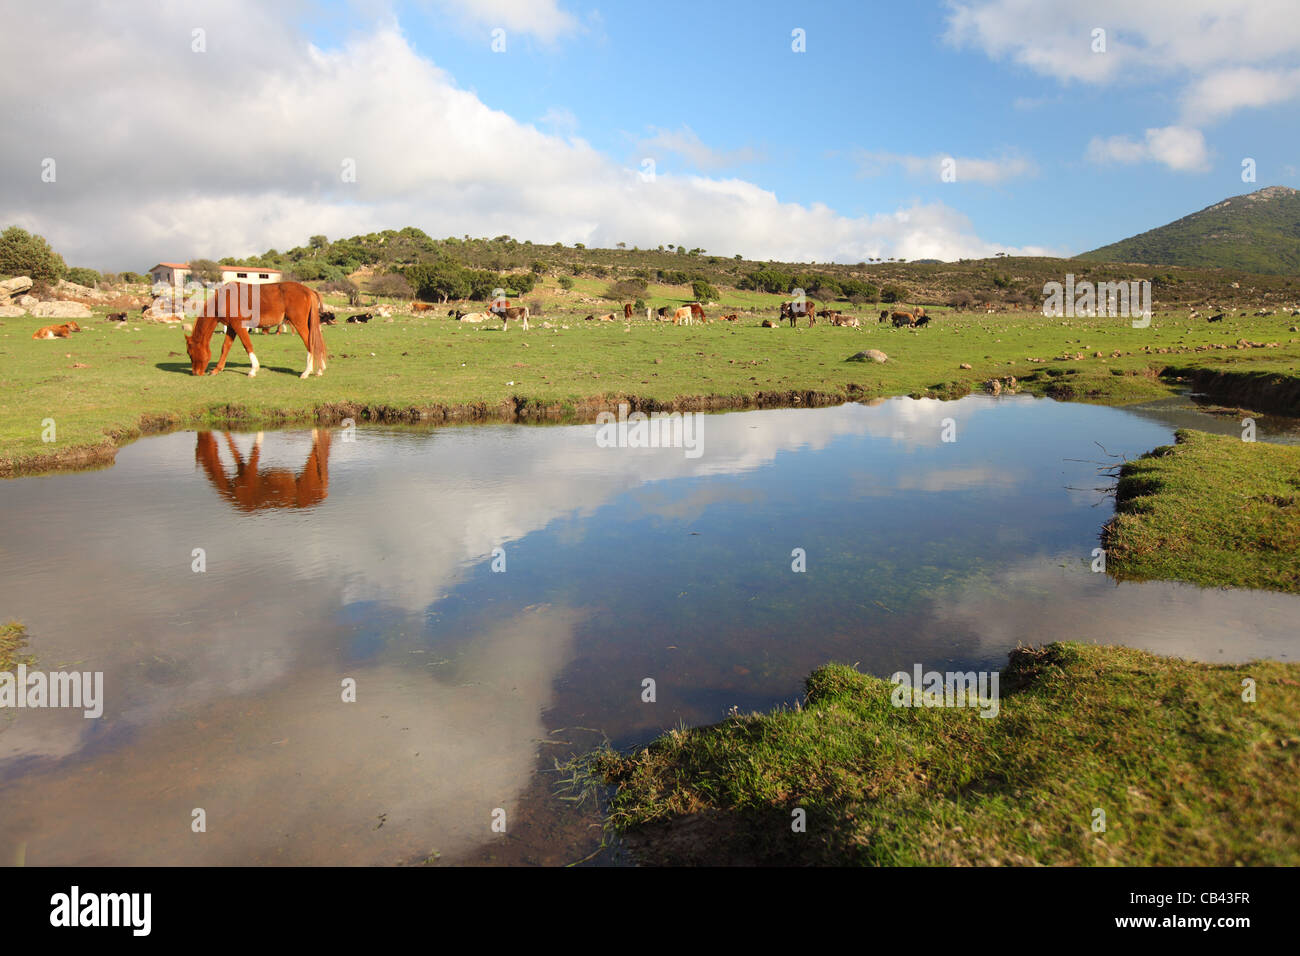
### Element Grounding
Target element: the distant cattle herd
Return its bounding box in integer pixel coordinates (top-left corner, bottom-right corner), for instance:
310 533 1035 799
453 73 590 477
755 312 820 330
25 279 954 380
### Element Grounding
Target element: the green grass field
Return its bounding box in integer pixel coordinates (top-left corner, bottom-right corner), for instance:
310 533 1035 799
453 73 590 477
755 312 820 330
594 642 1300 865
2 277 1299 475
1105 429 1300 592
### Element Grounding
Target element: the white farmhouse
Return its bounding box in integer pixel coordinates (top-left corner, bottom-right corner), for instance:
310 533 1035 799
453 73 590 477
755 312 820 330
220 265 283 284
148 262 190 287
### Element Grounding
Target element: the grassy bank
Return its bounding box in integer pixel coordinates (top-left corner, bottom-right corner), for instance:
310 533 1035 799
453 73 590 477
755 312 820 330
595 642 1300 865
1104 429 1300 592
3 280 1299 476
1 621 33 672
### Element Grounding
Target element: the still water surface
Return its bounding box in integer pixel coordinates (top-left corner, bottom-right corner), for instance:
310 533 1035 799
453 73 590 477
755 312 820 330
1 394 1297 864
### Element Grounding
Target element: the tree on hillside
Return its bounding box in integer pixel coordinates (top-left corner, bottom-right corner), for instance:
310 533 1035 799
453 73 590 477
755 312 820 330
309 235 329 249
188 259 223 284
0 226 66 281
691 279 718 302
66 267 102 287
367 273 413 299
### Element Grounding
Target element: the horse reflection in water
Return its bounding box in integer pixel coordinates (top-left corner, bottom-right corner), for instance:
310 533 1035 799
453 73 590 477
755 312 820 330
194 430 331 511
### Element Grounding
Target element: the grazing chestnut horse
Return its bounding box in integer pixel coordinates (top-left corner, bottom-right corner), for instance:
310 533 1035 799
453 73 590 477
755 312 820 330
194 429 331 511
183 281 326 378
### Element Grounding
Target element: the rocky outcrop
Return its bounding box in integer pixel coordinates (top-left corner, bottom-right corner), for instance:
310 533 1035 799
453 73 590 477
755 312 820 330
30 300 92 318
0 276 33 299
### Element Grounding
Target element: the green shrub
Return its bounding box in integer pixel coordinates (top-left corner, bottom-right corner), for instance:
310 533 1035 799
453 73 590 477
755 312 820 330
691 279 719 301
66 267 102 287
0 226 66 281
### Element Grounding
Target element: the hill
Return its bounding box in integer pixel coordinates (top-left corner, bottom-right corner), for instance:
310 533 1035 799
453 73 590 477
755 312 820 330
1077 186 1300 275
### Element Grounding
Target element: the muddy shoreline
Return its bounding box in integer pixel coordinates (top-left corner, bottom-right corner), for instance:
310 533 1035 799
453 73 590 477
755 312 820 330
3 365 1295 479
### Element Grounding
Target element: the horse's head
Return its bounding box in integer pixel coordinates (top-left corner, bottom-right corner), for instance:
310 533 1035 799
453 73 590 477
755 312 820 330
182 323 211 375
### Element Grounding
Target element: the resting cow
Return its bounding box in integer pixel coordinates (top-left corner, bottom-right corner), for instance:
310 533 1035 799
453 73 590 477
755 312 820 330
33 321 81 339
106 311 127 322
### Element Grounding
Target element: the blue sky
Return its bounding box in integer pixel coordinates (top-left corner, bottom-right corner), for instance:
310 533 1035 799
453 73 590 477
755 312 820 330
3 0 1298 268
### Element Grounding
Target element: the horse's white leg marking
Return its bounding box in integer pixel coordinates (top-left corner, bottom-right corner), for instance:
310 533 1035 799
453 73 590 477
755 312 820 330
249 353 259 377
301 352 314 379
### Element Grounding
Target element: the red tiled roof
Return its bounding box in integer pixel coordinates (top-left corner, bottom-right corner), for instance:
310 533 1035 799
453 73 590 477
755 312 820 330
150 262 190 270
222 266 283 274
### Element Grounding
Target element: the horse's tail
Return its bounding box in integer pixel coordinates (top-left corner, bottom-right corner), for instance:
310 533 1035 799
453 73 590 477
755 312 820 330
309 288 327 372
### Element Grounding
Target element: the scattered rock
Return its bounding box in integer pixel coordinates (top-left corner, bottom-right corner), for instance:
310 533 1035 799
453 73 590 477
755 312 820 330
0 276 33 299
0 305 26 317
960 362 972 369
30 300 92 318
847 350 888 363
985 379 1002 396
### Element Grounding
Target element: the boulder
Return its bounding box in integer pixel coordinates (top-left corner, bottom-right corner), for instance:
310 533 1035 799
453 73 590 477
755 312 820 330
847 350 888 363
54 279 107 300
0 305 26 317
30 300 92 318
17 294 38 307
1 276 33 298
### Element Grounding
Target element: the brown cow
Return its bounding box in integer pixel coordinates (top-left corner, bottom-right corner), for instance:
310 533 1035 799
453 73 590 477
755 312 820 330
493 304 530 331
688 302 707 323
761 319 777 328
781 299 815 327
106 311 127 322
890 312 914 327
32 321 81 339
720 313 739 322
623 303 635 319
411 302 434 312
831 315 860 327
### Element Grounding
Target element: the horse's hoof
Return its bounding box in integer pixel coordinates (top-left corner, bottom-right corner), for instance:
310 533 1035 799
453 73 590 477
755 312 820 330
300 371 311 379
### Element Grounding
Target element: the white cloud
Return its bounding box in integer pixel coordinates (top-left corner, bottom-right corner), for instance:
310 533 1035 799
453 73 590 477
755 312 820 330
1181 66 1300 124
429 0 580 43
856 149 1036 184
635 125 760 170
0 3 1037 269
945 0 1300 124
1085 126 1211 172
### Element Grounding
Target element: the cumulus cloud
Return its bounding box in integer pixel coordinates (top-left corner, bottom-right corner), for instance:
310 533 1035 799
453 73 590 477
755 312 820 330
1180 66 1300 124
1085 126 1211 172
856 149 1036 184
945 0 1300 124
0 2 1035 270
635 125 761 170
428 0 580 43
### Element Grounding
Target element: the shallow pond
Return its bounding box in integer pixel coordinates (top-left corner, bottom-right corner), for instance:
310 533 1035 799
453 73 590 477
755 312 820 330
1 393 1297 865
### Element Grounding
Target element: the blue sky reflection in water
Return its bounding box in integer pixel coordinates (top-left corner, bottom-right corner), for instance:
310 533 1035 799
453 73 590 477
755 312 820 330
0 396 1297 865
